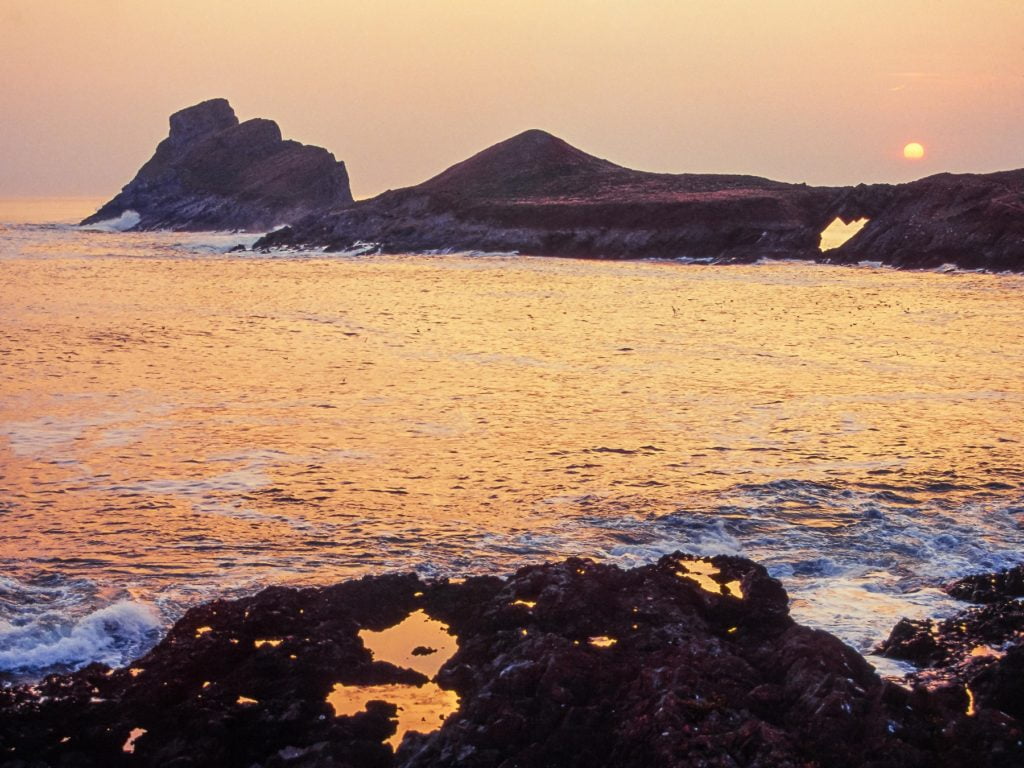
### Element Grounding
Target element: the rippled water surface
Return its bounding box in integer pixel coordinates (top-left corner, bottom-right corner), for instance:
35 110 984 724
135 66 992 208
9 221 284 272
2 200 1023 677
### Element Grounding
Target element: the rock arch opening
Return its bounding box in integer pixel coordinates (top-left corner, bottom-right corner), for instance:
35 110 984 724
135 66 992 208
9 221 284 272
819 217 868 252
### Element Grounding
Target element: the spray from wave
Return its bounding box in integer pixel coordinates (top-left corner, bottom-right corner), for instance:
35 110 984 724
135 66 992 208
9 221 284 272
0 575 161 678
79 209 141 232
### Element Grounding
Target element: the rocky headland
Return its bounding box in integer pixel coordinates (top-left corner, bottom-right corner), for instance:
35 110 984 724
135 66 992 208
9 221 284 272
81 99 352 232
253 129 1024 271
82 99 1024 270
256 129 843 264
2 555 1022 768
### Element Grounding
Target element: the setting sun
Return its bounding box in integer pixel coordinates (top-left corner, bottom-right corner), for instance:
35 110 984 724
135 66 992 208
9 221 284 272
903 142 925 160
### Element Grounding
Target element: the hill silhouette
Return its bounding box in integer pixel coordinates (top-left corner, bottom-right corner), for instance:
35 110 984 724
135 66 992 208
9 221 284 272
259 128 837 261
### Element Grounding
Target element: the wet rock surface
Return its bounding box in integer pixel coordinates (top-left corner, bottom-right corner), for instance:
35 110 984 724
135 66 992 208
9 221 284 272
81 99 352 232
879 564 1024 729
946 564 1024 604
2 555 1021 767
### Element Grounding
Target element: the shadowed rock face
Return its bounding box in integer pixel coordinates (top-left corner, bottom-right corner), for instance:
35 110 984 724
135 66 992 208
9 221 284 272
1 555 1019 767
258 129 843 262
81 99 353 232
823 171 1024 271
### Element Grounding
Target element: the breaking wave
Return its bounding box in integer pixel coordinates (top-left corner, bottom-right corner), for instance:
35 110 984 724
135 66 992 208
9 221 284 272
79 209 141 232
0 575 161 677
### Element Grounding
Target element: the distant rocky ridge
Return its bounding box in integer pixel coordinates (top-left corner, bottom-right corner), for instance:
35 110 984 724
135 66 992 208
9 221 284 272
81 99 352 232
83 99 1024 270
256 129 846 263
257 129 1024 271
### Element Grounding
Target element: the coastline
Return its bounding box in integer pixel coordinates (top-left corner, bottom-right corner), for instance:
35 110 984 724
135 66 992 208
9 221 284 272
2 555 1021 767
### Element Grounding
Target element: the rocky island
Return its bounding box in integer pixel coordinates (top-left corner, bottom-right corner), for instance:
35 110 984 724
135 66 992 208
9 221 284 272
259 131 1024 272
81 99 352 232
2 555 1022 767
82 99 1024 270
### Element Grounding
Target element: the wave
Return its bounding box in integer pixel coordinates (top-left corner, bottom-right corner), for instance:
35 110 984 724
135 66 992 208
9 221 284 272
0 599 160 675
79 209 141 232
538 478 1024 653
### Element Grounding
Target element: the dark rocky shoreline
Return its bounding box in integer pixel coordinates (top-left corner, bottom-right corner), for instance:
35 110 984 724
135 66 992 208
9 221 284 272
3 555 1023 767
878 564 1024 725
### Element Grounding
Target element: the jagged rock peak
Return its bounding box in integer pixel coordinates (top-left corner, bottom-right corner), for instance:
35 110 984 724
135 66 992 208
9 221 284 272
167 98 239 146
81 98 353 231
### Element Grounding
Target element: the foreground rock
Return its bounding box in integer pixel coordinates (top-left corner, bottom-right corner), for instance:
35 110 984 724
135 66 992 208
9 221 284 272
2 555 1020 767
879 564 1024 729
256 129 843 263
81 99 352 231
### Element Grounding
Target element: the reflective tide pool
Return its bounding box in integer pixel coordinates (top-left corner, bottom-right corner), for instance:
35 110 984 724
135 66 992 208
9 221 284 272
1 212 1023 676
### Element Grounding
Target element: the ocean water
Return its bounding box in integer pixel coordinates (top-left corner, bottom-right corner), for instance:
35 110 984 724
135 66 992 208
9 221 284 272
1 199 1023 681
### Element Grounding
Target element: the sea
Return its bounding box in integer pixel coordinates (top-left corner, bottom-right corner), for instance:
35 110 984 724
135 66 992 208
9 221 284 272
1 197 1023 682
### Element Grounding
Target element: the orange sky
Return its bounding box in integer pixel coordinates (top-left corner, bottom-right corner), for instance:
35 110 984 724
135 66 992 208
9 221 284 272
1 0 1022 198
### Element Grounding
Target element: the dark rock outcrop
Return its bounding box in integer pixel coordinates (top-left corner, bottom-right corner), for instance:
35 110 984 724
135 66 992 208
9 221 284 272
80 102 1024 269
2 555 1019 767
946 564 1024 604
258 129 842 263
81 99 353 232
824 171 1024 271
878 563 1024 735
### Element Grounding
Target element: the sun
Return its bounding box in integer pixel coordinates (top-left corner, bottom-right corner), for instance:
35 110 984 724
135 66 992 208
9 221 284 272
903 142 925 160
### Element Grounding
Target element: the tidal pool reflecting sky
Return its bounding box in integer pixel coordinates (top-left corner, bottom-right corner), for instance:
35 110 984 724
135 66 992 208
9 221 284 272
1 0 1022 197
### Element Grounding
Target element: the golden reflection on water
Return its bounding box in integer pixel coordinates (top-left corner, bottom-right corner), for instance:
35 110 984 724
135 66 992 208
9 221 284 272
0 197 105 225
329 609 460 749
327 681 460 749
359 609 457 679
0 254 1023 600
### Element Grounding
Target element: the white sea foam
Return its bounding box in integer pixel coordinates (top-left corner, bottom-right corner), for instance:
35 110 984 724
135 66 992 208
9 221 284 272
0 600 160 674
80 210 141 232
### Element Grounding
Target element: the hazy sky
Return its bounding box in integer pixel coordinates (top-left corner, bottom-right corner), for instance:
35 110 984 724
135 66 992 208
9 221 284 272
2 0 1022 198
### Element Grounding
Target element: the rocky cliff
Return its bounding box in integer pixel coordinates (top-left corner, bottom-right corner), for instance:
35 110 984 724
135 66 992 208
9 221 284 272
81 99 352 232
